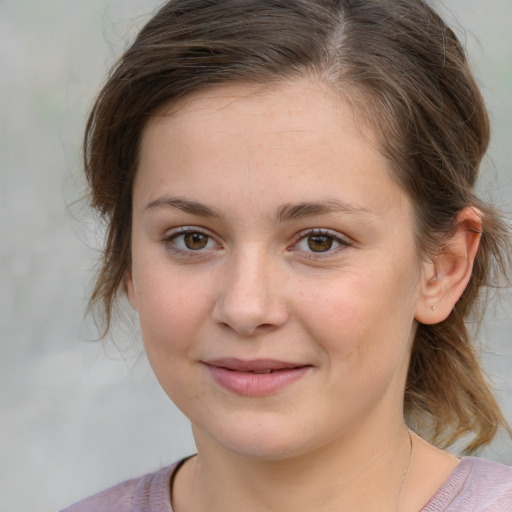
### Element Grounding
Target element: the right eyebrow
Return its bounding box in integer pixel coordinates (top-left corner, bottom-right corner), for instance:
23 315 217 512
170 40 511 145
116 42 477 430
143 196 223 218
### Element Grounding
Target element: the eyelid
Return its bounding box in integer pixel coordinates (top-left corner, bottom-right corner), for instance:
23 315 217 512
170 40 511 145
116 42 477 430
162 226 221 255
289 228 352 256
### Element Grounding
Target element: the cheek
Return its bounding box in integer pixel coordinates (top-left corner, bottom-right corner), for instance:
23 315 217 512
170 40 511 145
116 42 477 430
298 264 418 369
133 267 209 357
133 280 207 404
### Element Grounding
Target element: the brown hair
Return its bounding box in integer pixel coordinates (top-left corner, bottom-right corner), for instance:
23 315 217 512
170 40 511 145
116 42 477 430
84 0 510 453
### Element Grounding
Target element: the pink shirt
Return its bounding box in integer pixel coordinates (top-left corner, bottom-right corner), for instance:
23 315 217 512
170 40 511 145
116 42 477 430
60 457 512 511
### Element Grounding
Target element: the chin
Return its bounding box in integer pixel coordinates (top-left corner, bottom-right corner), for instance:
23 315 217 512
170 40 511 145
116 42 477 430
220 437 311 462
192 412 329 462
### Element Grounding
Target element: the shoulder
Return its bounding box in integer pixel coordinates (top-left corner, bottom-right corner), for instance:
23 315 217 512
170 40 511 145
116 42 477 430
59 462 180 512
422 457 512 511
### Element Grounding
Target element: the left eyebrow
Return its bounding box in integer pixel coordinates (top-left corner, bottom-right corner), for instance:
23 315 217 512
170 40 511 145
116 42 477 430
274 199 374 223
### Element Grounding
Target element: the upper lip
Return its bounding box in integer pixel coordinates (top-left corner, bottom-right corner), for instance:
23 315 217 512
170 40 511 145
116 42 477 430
204 358 308 372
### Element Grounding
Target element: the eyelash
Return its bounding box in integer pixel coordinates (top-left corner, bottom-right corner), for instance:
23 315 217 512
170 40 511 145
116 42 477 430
161 227 350 258
162 227 220 256
290 228 351 258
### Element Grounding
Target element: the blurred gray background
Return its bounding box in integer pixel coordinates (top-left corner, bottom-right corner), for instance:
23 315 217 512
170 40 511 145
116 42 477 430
1 1 511 511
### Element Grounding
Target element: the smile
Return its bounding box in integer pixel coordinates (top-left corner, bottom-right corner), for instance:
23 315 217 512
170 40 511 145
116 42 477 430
204 358 312 396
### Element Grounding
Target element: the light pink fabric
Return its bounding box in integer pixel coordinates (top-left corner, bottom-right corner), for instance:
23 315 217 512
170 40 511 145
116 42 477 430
420 457 512 511
60 457 512 511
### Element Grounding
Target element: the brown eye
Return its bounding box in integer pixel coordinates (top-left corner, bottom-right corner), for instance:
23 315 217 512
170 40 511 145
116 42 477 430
183 232 209 250
307 235 334 252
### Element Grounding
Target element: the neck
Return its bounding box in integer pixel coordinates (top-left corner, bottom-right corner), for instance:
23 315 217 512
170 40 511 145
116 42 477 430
175 422 412 512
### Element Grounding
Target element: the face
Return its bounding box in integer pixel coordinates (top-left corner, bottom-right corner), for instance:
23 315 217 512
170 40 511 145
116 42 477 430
127 78 427 460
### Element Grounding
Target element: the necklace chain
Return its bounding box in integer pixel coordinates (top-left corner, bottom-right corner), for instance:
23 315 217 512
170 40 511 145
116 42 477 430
396 430 413 512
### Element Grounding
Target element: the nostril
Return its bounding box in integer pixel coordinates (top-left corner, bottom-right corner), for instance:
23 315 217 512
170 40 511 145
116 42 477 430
211 281 288 335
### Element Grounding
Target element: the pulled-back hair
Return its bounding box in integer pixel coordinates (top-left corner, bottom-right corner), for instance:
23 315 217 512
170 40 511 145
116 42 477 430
84 0 511 453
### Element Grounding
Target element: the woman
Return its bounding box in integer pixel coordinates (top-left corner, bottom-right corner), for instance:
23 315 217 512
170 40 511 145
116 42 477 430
62 0 512 510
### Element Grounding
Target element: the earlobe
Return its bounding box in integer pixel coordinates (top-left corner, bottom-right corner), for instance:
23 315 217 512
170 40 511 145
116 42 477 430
415 207 482 325
125 269 138 311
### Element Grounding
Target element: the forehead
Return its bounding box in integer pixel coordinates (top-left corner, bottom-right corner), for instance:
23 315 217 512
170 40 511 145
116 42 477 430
135 77 408 221
140 78 384 171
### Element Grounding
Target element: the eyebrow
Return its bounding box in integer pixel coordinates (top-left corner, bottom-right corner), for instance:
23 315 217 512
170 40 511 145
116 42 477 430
144 196 222 218
275 200 372 222
143 196 373 222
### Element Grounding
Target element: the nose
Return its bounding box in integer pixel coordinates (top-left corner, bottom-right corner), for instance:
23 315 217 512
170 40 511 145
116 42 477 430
212 252 289 336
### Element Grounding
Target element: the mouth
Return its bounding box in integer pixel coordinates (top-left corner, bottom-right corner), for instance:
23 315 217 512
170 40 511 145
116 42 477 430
203 358 312 395
206 358 309 371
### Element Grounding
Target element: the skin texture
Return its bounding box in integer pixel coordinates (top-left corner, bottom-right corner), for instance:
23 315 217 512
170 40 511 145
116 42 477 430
126 78 480 512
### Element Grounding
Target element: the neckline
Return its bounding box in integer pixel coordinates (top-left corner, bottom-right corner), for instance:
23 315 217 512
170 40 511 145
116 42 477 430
165 455 472 512
419 457 473 511
168 455 196 511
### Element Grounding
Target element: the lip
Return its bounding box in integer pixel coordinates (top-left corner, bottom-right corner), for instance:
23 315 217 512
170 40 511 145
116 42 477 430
203 358 312 396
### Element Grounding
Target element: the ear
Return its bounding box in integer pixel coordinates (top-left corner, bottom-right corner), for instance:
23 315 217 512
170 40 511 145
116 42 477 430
415 207 482 325
124 268 139 312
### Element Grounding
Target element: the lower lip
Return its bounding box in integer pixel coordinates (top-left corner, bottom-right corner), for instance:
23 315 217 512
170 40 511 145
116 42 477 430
206 365 311 396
